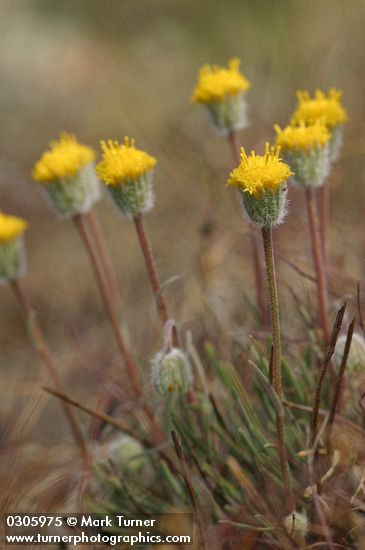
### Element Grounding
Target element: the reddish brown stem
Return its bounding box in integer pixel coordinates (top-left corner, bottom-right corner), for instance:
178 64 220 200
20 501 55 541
85 209 121 308
305 188 331 344
74 213 142 397
133 213 179 348
227 130 267 327
10 279 88 463
318 184 329 264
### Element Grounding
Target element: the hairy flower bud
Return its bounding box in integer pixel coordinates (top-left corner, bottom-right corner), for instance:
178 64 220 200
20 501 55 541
192 58 251 135
32 133 100 218
97 138 156 218
0 213 28 283
227 143 291 228
151 348 193 395
275 120 331 188
205 94 249 135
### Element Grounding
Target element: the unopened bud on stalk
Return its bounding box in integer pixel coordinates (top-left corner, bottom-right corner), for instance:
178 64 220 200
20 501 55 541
227 143 292 228
275 120 331 188
151 348 193 395
192 58 251 135
32 132 100 218
0 212 28 283
96 137 156 217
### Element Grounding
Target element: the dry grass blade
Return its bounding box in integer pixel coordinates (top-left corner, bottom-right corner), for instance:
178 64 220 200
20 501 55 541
311 303 346 444
171 430 207 550
357 283 365 336
328 317 355 427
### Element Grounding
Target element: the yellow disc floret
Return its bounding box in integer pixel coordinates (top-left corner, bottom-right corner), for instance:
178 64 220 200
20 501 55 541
192 58 251 104
274 120 331 152
291 88 347 128
227 144 293 197
96 137 157 186
0 212 28 243
32 132 95 183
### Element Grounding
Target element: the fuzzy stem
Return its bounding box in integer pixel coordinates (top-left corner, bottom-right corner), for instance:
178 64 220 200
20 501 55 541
74 213 142 397
227 130 267 326
261 227 293 510
10 279 88 462
133 213 179 347
305 188 331 344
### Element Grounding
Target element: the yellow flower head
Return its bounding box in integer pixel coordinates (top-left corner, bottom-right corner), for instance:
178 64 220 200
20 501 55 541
192 58 251 104
32 132 95 183
96 137 157 186
274 119 331 152
291 88 347 128
227 144 293 197
0 212 28 243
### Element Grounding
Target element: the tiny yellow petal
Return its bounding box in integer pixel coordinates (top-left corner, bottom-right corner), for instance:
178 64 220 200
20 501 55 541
32 132 95 183
0 212 28 243
96 137 157 186
192 58 251 104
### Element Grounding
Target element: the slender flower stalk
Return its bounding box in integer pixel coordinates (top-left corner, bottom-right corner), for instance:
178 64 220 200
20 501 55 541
0 212 87 461
275 120 332 343
227 143 293 509
227 130 266 326
74 213 142 397
96 138 179 346
33 133 143 398
305 188 331 343
291 89 348 263
261 226 292 508
133 212 169 325
85 209 121 309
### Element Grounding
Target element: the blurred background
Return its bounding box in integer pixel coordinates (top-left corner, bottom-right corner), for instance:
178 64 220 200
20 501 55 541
1 0 365 513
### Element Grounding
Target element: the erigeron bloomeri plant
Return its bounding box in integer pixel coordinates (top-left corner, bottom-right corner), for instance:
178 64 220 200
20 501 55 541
274 119 331 188
227 143 292 228
33 132 142 398
97 137 175 337
96 137 156 218
291 88 348 162
0 212 28 283
32 132 100 217
275 120 332 344
227 143 294 512
192 58 251 135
